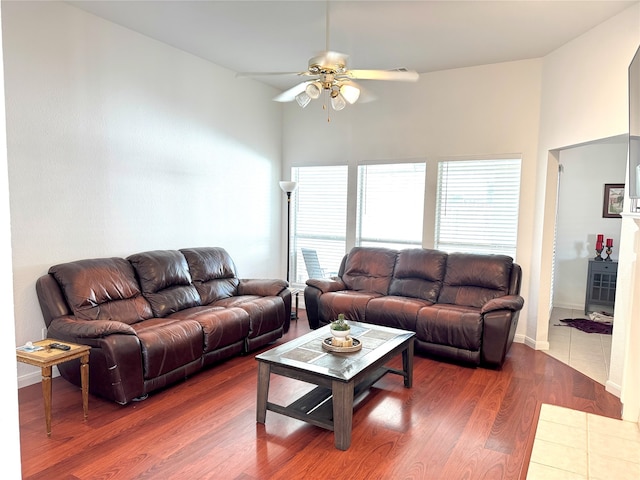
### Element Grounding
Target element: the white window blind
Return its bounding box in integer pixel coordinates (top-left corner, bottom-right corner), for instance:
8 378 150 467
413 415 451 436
435 158 520 257
291 166 347 284
356 162 426 249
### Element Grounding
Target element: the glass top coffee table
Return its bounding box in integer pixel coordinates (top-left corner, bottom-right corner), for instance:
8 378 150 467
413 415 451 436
255 321 415 450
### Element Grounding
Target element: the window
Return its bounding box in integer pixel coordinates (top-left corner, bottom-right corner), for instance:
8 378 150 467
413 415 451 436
289 158 520 285
356 162 426 249
291 166 347 284
435 158 521 257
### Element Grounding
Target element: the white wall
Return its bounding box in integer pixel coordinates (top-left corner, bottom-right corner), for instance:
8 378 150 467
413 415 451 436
283 58 543 343
534 3 640 419
0 2 24 477
534 3 639 342
3 1 284 387
554 138 627 310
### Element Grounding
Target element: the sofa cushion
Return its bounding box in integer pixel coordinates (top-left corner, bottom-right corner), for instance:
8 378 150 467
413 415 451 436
130 317 203 379
416 305 483 352
341 247 397 294
438 253 513 308
49 258 152 324
213 295 285 341
180 247 240 304
388 248 447 302
366 296 431 331
128 250 201 317
168 305 250 353
318 290 381 323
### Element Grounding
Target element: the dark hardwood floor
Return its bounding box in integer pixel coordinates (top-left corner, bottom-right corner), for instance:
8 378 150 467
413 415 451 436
19 311 621 479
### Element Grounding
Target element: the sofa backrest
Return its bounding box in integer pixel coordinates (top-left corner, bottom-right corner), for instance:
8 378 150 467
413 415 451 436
438 253 514 308
127 250 201 317
180 247 240 304
342 247 397 294
388 248 447 302
49 257 153 324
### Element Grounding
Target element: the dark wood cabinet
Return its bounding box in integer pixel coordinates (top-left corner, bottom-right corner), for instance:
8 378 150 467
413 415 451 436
584 260 617 314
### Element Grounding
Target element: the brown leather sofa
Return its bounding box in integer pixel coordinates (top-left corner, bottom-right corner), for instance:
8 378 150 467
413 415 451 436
304 247 524 368
36 247 291 404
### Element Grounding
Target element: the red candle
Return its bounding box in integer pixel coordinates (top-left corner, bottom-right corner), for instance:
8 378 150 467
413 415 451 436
596 241 603 250
606 238 613 248
597 234 604 242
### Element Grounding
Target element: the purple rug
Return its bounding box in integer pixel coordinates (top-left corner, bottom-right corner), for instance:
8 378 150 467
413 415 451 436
557 318 612 334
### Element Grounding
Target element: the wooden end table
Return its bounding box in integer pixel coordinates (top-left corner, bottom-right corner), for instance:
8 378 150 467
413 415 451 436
16 339 90 436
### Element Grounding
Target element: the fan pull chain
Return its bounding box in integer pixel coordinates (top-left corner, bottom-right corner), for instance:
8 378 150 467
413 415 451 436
323 88 330 122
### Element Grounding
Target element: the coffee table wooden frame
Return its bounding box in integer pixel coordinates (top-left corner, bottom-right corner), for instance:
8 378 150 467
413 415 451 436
16 339 90 436
255 322 414 450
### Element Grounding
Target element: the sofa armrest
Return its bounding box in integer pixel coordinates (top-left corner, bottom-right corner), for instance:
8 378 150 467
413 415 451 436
481 295 525 367
481 310 521 368
36 274 71 327
48 316 136 338
306 278 346 294
304 278 347 330
481 295 524 314
47 317 144 404
238 278 288 296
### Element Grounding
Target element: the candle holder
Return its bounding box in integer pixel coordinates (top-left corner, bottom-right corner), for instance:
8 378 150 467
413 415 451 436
604 246 613 262
595 245 604 261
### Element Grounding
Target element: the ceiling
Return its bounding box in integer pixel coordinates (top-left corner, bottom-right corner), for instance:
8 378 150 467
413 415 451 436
68 0 638 91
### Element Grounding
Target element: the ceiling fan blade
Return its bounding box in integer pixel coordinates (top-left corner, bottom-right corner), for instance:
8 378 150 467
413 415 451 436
341 80 376 104
236 71 304 78
344 69 419 82
273 81 313 102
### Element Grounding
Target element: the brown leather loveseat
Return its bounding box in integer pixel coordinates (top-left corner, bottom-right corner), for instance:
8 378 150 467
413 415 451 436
36 247 291 404
304 247 524 368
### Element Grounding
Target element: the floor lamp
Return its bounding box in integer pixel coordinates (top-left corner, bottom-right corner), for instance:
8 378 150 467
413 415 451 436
279 179 298 284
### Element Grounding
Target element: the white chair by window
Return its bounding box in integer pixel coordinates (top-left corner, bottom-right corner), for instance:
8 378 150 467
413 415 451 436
302 248 334 279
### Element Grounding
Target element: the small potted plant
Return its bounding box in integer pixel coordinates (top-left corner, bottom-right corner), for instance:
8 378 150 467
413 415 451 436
330 313 350 338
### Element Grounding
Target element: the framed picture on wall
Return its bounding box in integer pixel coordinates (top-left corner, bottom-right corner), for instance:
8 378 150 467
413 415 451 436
603 183 625 218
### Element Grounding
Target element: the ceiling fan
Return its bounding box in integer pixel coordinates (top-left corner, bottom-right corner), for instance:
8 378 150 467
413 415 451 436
237 3 419 112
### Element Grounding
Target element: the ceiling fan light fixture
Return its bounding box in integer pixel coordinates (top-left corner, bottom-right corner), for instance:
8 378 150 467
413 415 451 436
330 92 346 111
340 84 360 104
305 81 323 99
238 0 420 120
295 91 311 108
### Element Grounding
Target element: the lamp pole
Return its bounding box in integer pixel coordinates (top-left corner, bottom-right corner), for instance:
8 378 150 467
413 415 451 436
285 190 292 283
279 181 298 285
279 181 298 320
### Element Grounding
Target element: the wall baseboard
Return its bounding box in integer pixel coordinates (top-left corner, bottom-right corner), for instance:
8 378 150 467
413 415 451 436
18 367 59 389
605 380 622 398
552 303 584 312
514 333 549 351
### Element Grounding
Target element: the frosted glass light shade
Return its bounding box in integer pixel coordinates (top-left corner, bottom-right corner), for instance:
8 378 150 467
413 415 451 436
305 81 323 99
279 181 298 193
295 92 311 108
330 93 346 111
340 84 360 104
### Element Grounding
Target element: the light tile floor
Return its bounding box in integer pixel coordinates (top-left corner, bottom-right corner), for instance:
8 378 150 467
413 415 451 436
546 307 612 385
527 404 640 479
527 309 638 479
